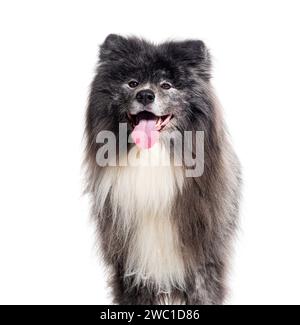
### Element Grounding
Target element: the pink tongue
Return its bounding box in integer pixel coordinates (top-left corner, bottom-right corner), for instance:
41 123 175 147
132 119 159 149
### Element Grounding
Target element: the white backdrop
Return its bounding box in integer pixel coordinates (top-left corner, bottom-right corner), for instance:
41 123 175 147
0 0 300 304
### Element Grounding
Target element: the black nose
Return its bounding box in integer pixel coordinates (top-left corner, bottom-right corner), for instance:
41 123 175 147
135 89 155 106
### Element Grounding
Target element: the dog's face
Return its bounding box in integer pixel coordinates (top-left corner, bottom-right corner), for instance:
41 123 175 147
90 34 212 142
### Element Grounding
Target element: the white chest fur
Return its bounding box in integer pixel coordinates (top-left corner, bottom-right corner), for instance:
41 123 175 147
96 143 186 293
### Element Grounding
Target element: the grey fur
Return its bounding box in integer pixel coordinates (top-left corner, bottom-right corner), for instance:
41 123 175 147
84 35 241 304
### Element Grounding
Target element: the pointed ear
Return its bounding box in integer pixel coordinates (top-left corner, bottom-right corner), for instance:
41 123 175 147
99 34 129 61
166 40 211 80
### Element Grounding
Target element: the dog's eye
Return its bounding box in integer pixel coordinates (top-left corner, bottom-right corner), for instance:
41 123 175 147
161 82 172 90
128 80 139 88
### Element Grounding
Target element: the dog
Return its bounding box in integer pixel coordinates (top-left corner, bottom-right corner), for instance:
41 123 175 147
84 34 241 304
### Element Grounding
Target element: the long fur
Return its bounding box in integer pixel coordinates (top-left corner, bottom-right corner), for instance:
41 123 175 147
84 34 241 304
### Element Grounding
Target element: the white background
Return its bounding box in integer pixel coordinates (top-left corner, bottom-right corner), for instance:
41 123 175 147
0 0 299 305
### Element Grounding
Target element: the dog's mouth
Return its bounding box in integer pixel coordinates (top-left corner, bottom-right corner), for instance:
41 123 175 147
127 111 173 131
127 111 173 149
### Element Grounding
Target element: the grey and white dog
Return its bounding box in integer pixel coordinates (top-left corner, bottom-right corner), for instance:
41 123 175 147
84 34 241 304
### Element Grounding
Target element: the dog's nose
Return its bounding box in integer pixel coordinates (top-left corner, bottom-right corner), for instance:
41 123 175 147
135 89 155 106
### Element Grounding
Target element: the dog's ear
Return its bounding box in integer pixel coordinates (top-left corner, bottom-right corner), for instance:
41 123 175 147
99 34 130 62
165 40 211 80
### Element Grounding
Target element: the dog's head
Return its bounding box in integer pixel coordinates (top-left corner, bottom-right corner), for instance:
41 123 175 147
88 35 213 143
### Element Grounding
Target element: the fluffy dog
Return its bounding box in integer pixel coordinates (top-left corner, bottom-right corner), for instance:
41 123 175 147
84 34 241 304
